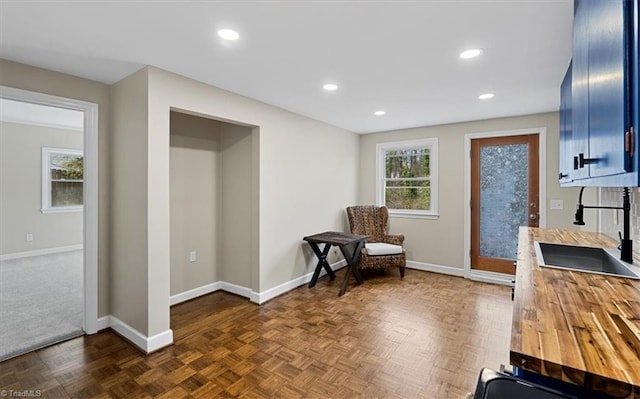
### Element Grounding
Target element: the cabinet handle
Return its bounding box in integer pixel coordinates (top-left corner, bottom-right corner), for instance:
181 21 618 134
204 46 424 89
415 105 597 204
626 127 634 158
573 156 579 170
578 153 598 168
558 172 568 180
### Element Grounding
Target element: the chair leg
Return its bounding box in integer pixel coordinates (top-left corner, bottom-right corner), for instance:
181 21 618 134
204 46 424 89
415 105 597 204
399 266 405 278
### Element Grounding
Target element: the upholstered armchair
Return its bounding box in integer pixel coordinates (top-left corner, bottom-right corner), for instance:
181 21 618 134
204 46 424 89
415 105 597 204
346 205 406 278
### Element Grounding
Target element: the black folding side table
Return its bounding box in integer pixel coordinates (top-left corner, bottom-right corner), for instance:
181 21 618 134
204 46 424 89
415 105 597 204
303 231 367 296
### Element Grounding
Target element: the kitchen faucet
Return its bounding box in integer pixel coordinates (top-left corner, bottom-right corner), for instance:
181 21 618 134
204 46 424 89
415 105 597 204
574 187 633 263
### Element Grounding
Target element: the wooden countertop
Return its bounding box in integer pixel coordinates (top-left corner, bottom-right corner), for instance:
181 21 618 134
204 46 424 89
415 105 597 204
511 227 640 398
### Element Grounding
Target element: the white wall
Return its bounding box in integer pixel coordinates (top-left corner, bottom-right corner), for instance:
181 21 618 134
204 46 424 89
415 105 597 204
358 112 595 270
220 123 252 287
170 112 221 295
0 122 83 255
0 59 111 317
110 68 150 335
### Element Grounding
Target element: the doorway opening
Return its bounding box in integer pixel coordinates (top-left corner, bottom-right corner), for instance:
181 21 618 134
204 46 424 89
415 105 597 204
0 86 98 361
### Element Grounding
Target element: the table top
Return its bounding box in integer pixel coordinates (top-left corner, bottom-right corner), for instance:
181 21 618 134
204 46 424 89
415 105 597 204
303 231 368 246
511 227 640 397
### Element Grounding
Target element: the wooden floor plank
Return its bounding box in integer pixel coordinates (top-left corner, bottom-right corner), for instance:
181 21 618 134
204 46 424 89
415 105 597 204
0 269 511 398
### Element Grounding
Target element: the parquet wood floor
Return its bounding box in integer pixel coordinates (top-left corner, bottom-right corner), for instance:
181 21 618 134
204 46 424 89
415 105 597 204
0 269 512 398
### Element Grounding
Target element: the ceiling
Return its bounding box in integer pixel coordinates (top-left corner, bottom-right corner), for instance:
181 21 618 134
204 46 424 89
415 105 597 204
0 0 573 134
0 98 84 131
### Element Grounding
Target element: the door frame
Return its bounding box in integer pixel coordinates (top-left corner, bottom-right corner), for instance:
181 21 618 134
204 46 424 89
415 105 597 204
0 85 99 334
463 127 547 285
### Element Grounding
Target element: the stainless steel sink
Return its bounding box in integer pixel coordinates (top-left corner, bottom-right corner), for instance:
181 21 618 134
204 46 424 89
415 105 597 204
534 242 640 279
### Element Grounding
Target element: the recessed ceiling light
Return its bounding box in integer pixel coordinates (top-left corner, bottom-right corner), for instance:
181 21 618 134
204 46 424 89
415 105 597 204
218 29 239 41
323 83 338 91
478 93 495 100
374 110 386 116
460 48 483 59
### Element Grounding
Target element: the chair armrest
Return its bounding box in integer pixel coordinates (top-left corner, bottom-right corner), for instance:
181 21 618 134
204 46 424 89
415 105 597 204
384 234 404 245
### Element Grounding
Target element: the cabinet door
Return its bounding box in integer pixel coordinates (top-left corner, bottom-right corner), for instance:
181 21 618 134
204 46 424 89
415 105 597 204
571 0 590 180
559 63 573 184
633 0 639 176
587 0 631 178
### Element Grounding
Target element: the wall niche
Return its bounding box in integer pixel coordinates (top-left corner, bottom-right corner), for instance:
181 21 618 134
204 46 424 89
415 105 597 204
169 111 253 297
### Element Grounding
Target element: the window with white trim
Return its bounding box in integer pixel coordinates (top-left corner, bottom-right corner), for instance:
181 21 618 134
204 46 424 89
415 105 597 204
42 147 83 213
376 138 438 218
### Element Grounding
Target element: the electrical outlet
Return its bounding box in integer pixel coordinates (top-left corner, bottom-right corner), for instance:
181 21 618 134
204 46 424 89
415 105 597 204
25 233 33 241
550 200 564 210
189 251 197 262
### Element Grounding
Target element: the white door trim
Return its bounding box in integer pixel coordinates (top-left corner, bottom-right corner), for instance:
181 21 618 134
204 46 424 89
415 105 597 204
0 85 99 334
463 127 547 277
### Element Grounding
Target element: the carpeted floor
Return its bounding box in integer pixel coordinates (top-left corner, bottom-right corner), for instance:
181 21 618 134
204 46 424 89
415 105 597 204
0 250 83 361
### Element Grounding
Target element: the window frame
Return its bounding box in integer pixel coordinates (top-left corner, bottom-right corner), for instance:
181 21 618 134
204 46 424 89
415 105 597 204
41 147 84 213
376 138 439 219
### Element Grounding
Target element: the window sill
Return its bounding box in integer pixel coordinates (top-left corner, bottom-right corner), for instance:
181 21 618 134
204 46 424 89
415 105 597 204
41 207 83 214
388 210 440 220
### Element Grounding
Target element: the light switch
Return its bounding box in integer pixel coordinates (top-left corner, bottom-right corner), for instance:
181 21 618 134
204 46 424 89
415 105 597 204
550 200 564 210
189 251 197 262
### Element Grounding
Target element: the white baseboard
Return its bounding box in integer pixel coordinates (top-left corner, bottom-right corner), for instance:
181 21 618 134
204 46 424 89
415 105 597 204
169 281 252 306
406 260 514 286
169 282 222 306
96 315 110 331
168 259 348 306
468 270 515 286
0 244 83 261
147 329 174 353
167 260 509 308
406 260 467 277
252 260 347 304
109 315 173 353
220 281 253 299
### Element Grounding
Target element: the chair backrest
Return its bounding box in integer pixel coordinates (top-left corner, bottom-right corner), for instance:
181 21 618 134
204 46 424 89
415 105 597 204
346 205 388 243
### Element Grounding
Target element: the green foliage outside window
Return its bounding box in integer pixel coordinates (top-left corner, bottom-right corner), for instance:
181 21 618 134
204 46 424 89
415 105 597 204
53 155 83 180
49 152 83 207
384 148 431 210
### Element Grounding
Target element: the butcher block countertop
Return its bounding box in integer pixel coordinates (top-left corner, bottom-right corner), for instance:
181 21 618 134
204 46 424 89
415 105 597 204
511 227 640 398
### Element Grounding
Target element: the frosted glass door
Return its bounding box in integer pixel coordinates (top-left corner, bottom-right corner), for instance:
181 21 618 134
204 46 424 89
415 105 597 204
479 144 528 259
471 134 539 275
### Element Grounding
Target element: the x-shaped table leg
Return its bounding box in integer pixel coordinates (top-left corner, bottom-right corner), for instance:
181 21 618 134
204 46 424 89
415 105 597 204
307 242 336 288
338 239 365 296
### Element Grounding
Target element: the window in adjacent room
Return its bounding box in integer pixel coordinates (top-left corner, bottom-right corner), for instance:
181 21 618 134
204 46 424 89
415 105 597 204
42 147 83 213
376 138 438 218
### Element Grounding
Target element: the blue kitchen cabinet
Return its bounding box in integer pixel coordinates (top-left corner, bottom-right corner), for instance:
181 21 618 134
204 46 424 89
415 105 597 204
634 0 639 179
570 0 590 181
560 0 638 186
586 0 631 178
559 63 573 184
